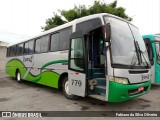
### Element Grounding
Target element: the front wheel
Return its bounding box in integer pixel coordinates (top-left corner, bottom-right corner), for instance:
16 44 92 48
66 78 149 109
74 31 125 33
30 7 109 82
16 70 23 83
62 77 78 100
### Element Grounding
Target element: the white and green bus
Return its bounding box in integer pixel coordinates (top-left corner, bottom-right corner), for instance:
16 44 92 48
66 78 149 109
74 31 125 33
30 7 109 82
143 34 160 83
6 13 151 102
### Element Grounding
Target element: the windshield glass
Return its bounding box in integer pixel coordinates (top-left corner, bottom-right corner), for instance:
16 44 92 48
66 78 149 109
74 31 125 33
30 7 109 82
154 36 160 64
104 16 150 68
129 24 150 66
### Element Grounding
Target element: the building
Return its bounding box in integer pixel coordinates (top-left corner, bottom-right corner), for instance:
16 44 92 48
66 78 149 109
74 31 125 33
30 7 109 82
0 41 9 71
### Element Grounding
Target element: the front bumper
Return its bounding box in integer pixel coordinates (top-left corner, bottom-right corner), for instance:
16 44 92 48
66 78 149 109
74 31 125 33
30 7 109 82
108 80 151 102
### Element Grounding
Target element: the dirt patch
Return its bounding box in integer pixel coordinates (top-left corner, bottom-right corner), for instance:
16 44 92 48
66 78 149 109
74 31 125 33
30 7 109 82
98 102 106 106
89 101 97 105
137 104 151 109
137 98 151 102
81 106 90 111
0 98 10 102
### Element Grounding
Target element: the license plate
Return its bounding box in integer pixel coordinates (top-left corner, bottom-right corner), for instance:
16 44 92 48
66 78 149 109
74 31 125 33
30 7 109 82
138 86 144 92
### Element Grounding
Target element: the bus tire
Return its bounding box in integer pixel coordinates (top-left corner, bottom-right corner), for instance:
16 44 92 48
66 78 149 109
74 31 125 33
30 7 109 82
62 76 79 100
16 70 23 83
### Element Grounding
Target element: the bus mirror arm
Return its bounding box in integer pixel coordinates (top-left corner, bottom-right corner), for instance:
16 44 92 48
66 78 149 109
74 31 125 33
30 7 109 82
105 42 111 49
104 23 111 42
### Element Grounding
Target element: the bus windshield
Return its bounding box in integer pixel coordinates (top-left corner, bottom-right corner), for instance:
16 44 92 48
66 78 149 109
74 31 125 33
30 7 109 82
104 16 150 68
154 36 160 64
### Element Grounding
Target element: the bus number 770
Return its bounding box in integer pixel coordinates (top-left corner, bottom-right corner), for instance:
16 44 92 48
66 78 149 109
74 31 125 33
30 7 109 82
72 79 82 87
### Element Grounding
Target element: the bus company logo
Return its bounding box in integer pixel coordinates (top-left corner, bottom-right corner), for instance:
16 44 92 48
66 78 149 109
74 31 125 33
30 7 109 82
1 112 42 117
23 56 33 63
141 74 149 81
2 112 11 117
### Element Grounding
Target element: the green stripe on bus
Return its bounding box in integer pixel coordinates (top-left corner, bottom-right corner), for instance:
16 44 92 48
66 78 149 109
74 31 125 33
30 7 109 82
31 60 68 83
6 59 68 88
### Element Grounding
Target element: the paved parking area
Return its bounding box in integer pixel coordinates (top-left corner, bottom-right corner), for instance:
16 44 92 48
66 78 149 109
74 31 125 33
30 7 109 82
0 71 159 119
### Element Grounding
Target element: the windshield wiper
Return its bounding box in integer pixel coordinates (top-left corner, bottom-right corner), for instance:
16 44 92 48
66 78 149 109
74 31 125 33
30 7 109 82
130 40 142 68
134 41 150 67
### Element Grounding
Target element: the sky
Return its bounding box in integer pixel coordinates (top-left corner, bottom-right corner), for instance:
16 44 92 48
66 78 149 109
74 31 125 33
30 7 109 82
0 0 159 44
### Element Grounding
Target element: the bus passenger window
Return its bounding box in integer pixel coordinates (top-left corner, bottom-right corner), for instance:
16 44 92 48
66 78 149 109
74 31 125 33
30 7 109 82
35 39 41 53
70 38 84 71
41 36 49 53
24 42 29 54
59 27 72 50
7 47 10 57
50 33 59 51
10 46 16 56
28 41 34 54
16 43 24 56
156 43 160 64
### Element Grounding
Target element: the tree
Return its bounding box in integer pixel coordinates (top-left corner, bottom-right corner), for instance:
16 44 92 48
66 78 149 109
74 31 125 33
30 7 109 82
41 14 66 31
42 0 132 31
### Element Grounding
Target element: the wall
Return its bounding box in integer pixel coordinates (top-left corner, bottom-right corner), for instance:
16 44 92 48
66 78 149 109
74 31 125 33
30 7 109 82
0 46 7 71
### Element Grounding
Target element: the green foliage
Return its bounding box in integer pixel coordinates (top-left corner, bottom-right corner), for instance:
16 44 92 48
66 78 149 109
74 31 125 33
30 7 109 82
61 5 89 22
41 14 66 31
42 0 132 31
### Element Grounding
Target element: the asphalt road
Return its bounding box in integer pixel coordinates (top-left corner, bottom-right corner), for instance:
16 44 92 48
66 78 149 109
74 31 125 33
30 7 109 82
0 71 159 120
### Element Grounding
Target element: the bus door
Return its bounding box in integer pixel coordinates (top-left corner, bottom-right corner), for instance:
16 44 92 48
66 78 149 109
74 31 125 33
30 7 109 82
68 31 87 97
144 38 155 83
154 38 160 83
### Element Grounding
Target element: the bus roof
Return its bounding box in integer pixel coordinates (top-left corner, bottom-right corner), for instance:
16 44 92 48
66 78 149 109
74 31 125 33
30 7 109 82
8 13 134 47
154 34 160 38
143 34 160 41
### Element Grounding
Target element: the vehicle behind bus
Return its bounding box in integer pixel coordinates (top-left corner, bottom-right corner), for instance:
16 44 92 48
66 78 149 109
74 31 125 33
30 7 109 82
6 13 151 102
143 34 160 83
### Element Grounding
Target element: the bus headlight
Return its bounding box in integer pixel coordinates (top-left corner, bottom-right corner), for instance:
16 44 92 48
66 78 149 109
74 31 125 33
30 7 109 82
109 76 129 84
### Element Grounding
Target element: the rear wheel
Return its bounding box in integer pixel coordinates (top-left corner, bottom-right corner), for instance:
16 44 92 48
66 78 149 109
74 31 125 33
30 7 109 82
16 70 23 83
62 77 78 100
